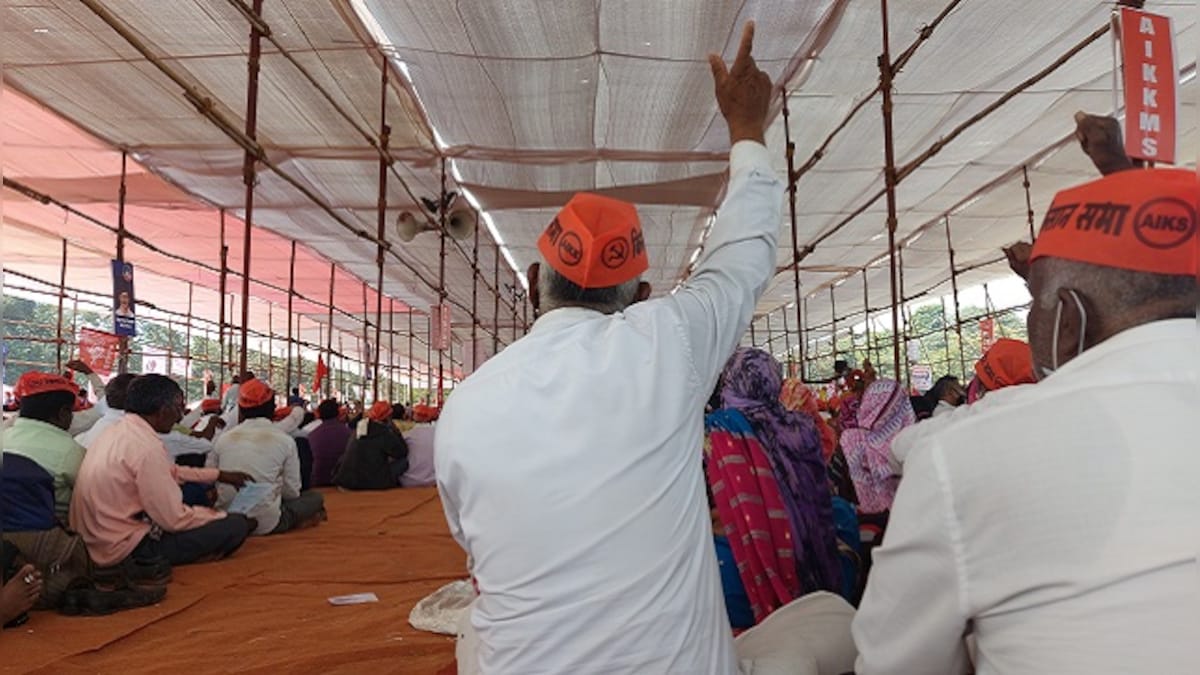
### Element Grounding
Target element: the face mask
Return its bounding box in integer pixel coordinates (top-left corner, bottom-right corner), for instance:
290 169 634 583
1041 289 1088 379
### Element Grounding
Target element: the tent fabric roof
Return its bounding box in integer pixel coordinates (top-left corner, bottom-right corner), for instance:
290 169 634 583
2 1 1196 374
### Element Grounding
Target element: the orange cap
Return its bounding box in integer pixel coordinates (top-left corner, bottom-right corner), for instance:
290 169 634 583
366 401 392 424
974 339 1035 391
272 406 293 422
1030 168 1198 276
238 379 274 408
200 398 222 414
15 372 80 399
537 193 649 289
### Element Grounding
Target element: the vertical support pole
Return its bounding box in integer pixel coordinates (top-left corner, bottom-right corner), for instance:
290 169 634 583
781 92 806 380
781 305 792 375
749 318 757 346
1022 165 1036 242
802 296 811 380
879 0 903 381
437 158 448 406
510 271 519 344
388 299 396 402
898 246 911 389
374 61 389 399
426 312 433 404
267 305 274 383
116 150 130 374
493 240 501 353
286 240 296 393
337 334 345 398
407 309 415 403
55 239 67 372
830 286 838 364
944 217 966 377
471 211 480 374
326 263 335 398
218 211 227 388
185 282 194 398
238 0 265 378
361 281 371 399
861 268 876 372
765 313 773 356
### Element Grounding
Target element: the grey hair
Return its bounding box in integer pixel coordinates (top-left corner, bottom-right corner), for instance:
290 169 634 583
538 265 641 315
1033 258 1197 320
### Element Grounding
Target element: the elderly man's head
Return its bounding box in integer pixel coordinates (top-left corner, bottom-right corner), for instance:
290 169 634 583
528 193 652 316
1026 168 1197 377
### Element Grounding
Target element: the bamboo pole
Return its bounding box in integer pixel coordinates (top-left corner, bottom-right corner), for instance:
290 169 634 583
880 0 903 380
286 240 296 392
55 239 67 372
237 0 264 377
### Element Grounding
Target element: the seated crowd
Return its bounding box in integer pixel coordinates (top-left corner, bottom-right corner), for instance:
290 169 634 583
434 22 1198 675
0 362 439 628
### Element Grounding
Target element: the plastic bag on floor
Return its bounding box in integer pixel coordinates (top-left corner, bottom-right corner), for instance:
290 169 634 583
408 579 475 636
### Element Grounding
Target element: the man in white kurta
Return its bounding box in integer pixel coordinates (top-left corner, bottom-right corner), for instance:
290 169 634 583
436 24 781 675
853 167 1200 674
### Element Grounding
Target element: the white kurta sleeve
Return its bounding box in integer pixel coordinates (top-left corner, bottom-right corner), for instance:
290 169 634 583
661 141 782 388
853 444 972 675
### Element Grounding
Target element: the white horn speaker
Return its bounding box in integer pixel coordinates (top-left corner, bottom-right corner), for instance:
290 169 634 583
446 197 477 241
395 211 421 242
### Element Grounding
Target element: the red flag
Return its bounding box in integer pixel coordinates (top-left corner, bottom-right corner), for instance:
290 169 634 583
77 328 121 377
312 356 330 393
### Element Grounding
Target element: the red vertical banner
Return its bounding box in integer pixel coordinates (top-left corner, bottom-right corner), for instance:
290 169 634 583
1120 8 1177 164
978 317 996 353
77 328 121 377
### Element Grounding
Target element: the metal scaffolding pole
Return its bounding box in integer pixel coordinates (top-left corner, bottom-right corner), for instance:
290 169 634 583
426 313 433 403
407 310 415 404
388 298 396 402
781 93 806 380
55 239 67 372
749 319 757 347
326 263 335 398
267 305 274 382
781 306 793 375
116 151 129 374
879 0 903 380
361 281 371 399
493 240 501 354
218 210 228 388
471 210 480 374
237 0 265 377
944 217 967 377
286 241 296 391
765 313 774 355
898 246 911 389
830 286 838 364
862 268 877 371
185 282 193 396
802 297 811 379
437 160 448 406
373 62 389 399
1022 165 1037 241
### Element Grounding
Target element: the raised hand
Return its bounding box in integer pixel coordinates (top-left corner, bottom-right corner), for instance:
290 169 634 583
1074 111 1135 175
709 22 773 145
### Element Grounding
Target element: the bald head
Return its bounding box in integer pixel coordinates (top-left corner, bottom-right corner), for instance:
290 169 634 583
1026 257 1196 374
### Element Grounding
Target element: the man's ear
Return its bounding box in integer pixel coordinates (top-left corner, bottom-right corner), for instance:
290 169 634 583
633 282 652 305
527 262 541 316
1054 287 1094 364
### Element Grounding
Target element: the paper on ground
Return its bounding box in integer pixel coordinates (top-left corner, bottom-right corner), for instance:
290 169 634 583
328 593 379 606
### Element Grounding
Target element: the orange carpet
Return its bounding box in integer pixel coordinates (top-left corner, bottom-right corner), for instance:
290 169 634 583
1 487 465 674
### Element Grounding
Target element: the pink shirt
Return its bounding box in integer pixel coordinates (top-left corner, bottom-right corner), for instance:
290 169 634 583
69 414 224 567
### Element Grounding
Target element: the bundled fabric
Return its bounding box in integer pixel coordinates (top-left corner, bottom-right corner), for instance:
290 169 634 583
706 409 798 624
719 348 842 597
779 379 837 462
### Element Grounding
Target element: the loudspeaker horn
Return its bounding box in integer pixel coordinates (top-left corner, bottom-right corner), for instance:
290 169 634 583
445 195 476 240
395 211 422 242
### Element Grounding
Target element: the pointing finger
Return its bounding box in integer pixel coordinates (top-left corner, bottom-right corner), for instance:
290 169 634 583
731 22 756 73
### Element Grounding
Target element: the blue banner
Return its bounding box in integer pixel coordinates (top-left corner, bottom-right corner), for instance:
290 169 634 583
112 259 137 337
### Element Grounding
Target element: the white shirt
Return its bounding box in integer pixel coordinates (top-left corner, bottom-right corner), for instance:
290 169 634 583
931 399 958 417
889 384 1032 475
854 319 1199 675
74 409 124 449
209 418 301 535
160 430 213 458
435 141 781 675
